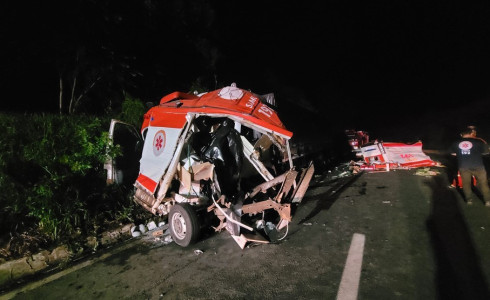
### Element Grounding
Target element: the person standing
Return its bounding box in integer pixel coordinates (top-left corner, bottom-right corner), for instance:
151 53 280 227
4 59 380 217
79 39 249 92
450 126 490 206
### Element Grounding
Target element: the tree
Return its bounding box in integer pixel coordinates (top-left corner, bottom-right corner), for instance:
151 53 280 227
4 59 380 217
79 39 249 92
3 0 221 114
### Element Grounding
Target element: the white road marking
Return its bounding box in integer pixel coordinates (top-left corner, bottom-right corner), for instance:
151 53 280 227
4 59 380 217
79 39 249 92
336 233 366 300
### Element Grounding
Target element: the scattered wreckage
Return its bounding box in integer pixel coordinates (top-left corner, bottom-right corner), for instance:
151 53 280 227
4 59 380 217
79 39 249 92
105 84 314 248
345 130 439 172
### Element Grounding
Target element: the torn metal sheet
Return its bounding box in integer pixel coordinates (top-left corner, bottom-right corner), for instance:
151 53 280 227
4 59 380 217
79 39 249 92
242 199 291 221
232 233 270 249
291 162 315 203
246 170 296 199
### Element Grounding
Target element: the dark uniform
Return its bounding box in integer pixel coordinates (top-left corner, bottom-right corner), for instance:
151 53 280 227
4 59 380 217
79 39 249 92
450 136 490 205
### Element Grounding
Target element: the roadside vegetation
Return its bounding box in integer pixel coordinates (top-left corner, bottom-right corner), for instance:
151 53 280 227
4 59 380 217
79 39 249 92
0 95 147 260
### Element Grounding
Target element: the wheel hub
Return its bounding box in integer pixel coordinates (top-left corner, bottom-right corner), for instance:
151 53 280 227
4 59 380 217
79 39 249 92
171 212 187 240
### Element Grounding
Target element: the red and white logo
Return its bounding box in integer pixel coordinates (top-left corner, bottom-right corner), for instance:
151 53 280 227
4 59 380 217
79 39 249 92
459 141 473 155
458 141 473 150
153 130 166 156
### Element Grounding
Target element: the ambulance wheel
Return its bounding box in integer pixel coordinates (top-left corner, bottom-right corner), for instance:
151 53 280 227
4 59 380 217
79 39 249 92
169 203 200 247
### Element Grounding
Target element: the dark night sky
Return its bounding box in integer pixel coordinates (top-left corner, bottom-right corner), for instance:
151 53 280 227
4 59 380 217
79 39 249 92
2 1 490 143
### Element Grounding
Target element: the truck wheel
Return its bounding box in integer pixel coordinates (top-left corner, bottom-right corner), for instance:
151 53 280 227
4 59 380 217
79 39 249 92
169 203 200 247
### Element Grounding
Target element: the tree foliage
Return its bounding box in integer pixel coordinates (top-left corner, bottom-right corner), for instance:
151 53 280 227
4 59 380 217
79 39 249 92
0 113 127 242
120 93 147 128
3 0 220 114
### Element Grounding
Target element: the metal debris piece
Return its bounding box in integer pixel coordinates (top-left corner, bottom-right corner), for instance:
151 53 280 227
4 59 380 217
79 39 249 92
242 200 291 221
232 233 270 249
152 229 164 237
292 162 315 203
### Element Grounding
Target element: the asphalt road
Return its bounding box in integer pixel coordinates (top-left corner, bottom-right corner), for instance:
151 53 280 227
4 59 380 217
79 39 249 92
3 167 490 300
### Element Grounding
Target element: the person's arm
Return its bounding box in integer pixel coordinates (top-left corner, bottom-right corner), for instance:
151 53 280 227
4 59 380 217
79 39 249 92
482 142 490 155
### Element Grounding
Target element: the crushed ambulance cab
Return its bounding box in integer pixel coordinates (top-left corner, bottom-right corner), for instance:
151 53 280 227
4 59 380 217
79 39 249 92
106 84 314 248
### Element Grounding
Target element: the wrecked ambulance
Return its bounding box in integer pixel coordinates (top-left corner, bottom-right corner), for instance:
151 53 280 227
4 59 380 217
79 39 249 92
105 84 314 248
344 130 439 171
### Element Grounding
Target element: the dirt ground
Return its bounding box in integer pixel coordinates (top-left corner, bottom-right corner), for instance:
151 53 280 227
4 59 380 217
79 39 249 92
3 166 490 300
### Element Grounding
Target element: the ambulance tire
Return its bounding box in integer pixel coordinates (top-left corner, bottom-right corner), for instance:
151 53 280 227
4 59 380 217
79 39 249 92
169 203 200 247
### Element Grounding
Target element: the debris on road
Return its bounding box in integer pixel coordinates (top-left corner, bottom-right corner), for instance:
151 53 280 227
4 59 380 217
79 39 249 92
345 130 441 172
151 229 164 237
414 168 440 177
138 224 147 234
140 223 173 247
130 226 141 237
147 221 157 231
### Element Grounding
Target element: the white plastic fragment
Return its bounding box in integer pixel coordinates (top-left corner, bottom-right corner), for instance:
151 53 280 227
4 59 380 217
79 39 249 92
255 219 265 230
139 224 147 234
194 249 204 255
158 221 166 227
147 221 157 231
130 226 141 237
